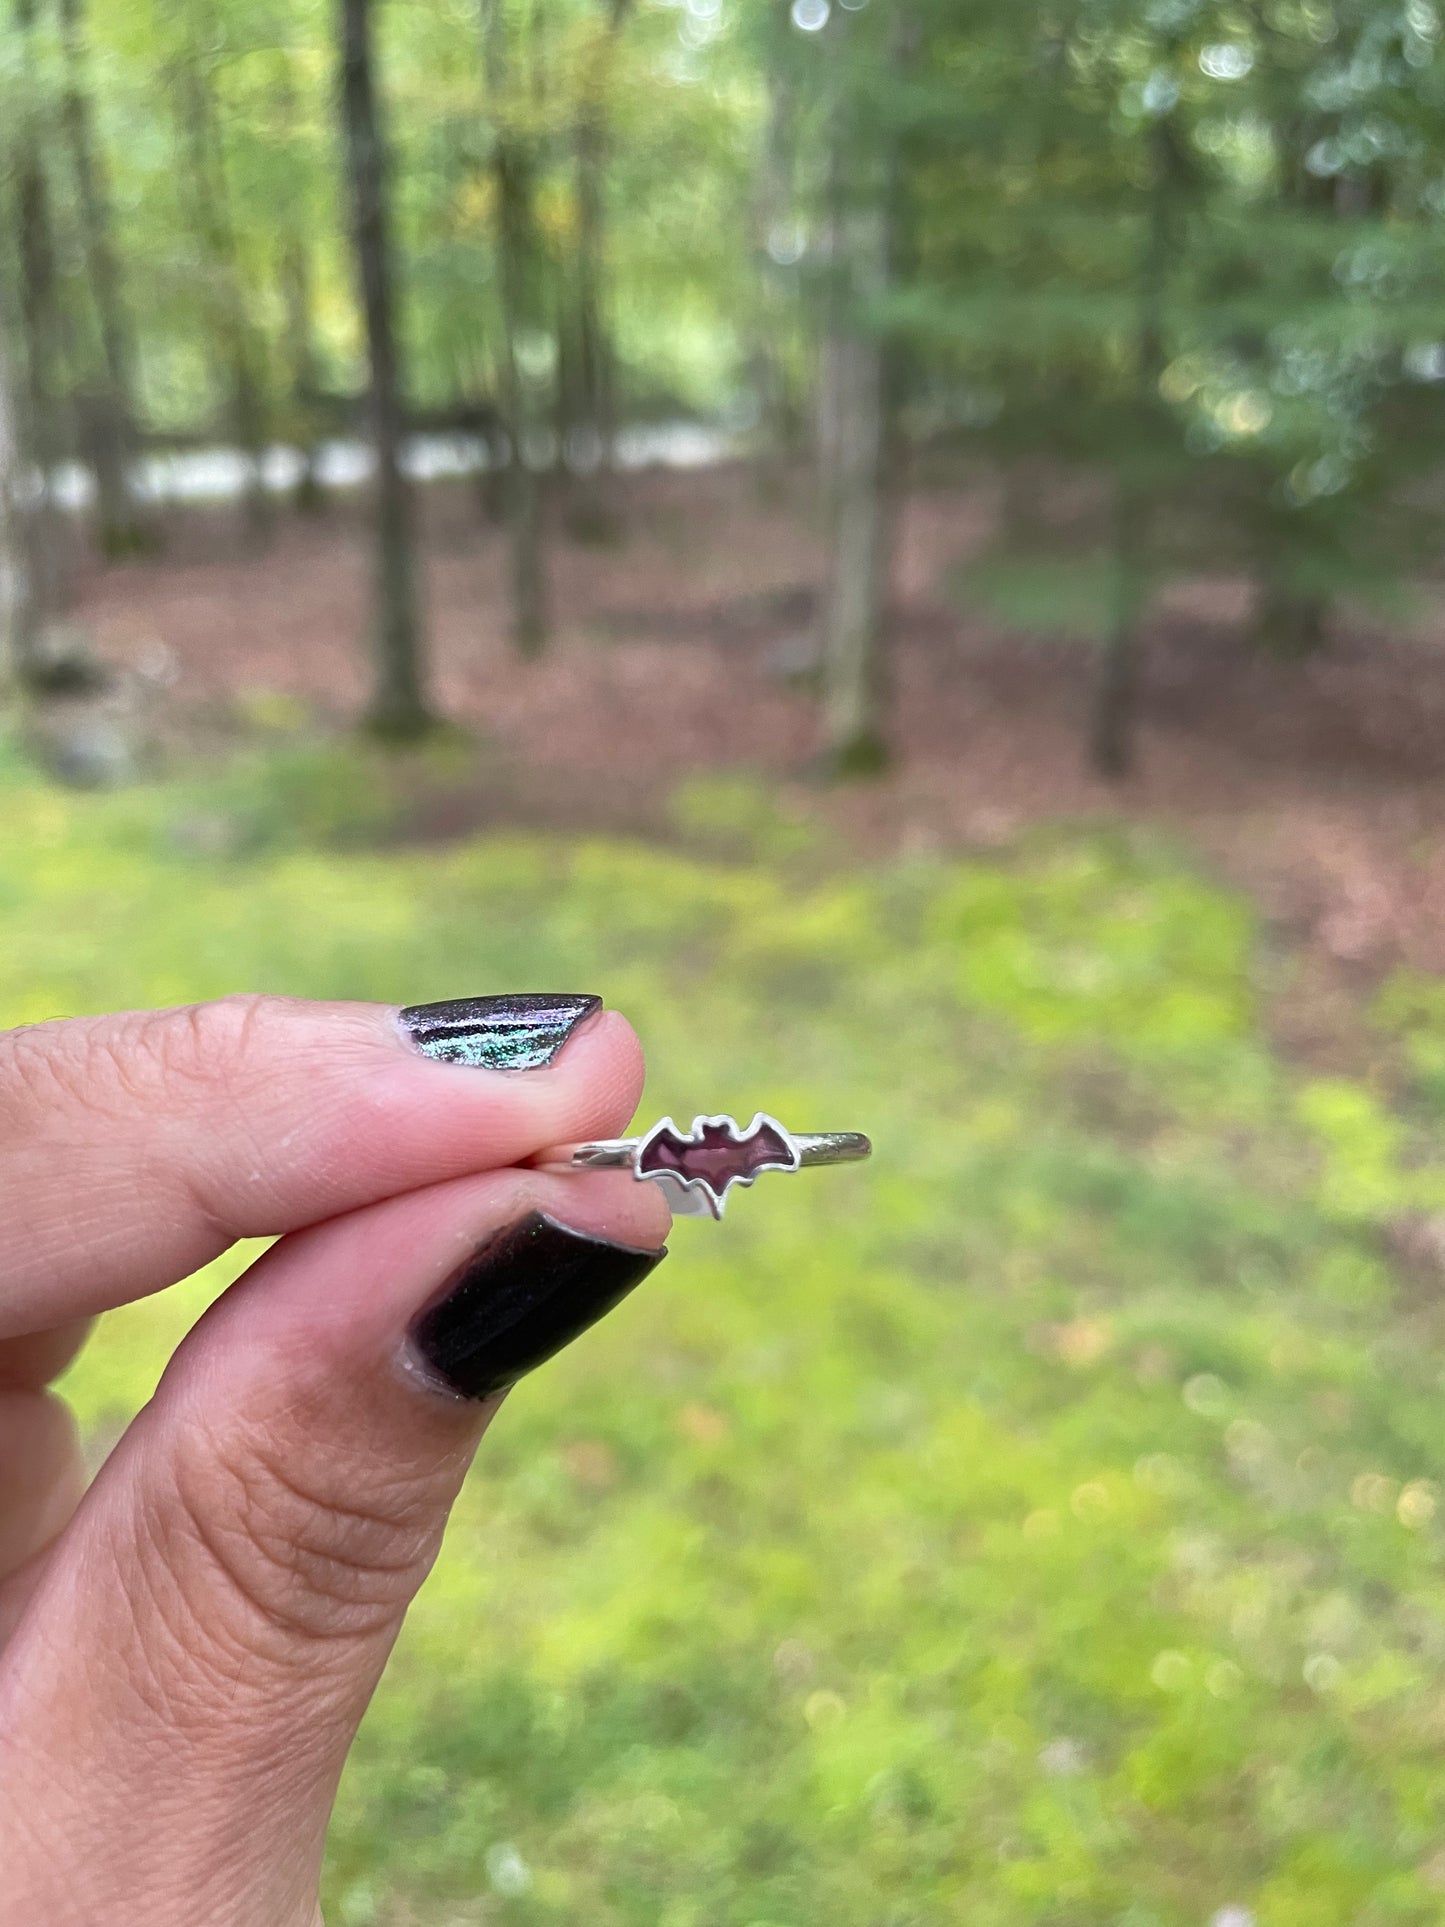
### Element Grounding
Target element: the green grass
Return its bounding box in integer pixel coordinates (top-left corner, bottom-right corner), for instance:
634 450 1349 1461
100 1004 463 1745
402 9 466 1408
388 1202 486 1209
7 741 1445 1926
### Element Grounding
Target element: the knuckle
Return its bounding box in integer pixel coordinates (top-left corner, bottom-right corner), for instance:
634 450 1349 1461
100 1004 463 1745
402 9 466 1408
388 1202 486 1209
158 1405 445 1662
139 994 282 1099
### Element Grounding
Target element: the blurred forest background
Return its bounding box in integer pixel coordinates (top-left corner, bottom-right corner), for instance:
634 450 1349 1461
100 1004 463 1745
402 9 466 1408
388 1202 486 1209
8 0 1445 1921
5 0 1445 786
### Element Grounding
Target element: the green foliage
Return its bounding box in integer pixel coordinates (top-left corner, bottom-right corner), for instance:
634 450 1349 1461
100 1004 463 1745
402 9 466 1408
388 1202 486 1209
667 770 819 863
892 0 1445 679
954 550 1123 646
1376 971 1445 1113
3 751 1443 1922
0 0 764 430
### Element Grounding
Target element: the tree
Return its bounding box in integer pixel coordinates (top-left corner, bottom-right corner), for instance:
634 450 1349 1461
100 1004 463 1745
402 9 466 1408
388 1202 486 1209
1090 110 1185 779
338 0 434 737
814 0 913 776
933 0 1445 773
0 309 43 686
481 0 550 656
165 0 273 543
272 53 329 513
749 54 805 489
562 0 632 539
1203 0 1445 660
11 0 71 627
57 0 151 555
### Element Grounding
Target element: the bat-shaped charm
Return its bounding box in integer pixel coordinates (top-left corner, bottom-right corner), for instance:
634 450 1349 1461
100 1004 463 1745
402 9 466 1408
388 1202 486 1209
636 1112 801 1217
530 1115 870 1218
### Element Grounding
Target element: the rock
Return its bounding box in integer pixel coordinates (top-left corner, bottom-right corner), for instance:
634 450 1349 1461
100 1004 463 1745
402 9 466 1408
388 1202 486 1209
21 622 110 696
42 712 137 788
19 626 158 789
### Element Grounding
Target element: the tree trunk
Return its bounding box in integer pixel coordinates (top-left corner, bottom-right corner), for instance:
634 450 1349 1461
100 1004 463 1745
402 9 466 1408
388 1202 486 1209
819 337 892 775
0 314 43 687
482 0 549 655
1088 116 1175 781
572 114 612 466
497 144 548 655
12 0 71 626
275 61 327 515
338 0 433 736
552 277 580 483
281 234 327 512
170 13 272 544
750 64 800 495
57 0 151 556
563 127 613 541
1252 583 1328 657
1090 483 1147 778
563 0 630 541
815 11 905 777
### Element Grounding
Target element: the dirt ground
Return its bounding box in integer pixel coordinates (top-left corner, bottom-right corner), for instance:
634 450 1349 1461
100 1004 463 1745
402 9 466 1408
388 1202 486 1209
69 462 1445 1042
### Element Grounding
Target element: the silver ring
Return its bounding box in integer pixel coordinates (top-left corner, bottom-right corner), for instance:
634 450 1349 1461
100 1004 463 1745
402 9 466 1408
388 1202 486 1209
531 1112 871 1219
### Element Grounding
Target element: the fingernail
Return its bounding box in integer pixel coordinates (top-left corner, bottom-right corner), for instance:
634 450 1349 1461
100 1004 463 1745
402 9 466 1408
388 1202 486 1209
410 1211 667 1400
398 994 602 1071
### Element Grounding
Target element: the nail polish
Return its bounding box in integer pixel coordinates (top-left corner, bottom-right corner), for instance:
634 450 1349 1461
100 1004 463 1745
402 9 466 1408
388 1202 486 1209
399 994 602 1071
411 1212 667 1400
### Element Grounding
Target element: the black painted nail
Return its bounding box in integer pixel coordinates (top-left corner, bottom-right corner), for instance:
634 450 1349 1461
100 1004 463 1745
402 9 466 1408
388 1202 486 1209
410 1211 666 1400
399 994 602 1072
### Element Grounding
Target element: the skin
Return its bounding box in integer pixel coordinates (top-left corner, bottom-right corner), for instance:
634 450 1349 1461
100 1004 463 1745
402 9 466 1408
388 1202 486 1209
0 994 671 1926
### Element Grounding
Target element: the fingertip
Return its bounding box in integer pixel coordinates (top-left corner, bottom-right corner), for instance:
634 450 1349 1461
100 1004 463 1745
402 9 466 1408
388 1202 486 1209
575 1007 648 1117
551 1164 673 1252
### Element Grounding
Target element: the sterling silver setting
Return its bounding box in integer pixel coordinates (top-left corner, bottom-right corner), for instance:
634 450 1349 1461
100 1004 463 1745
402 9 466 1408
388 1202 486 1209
532 1112 872 1219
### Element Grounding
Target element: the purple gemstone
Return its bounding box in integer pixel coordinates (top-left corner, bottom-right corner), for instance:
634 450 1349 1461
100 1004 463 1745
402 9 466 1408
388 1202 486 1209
639 1116 796 1212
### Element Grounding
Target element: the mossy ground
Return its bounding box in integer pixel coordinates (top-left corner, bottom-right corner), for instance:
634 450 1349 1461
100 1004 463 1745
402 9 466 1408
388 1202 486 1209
7 741 1445 1926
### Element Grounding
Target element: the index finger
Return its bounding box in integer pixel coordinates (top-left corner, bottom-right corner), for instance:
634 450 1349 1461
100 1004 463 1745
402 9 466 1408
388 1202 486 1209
0 992 643 1338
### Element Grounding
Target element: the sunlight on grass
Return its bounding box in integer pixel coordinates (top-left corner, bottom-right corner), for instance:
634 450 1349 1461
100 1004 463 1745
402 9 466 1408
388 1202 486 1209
7 747 1445 1926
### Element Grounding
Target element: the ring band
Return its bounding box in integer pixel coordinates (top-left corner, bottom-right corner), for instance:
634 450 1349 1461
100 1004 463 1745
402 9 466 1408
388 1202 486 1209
531 1112 871 1219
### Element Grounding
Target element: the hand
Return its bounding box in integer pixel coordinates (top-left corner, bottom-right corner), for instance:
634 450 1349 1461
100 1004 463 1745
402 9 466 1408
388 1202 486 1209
0 994 670 1926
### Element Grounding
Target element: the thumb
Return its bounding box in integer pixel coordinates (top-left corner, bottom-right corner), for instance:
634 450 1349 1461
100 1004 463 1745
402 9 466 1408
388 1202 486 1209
0 1169 669 1927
